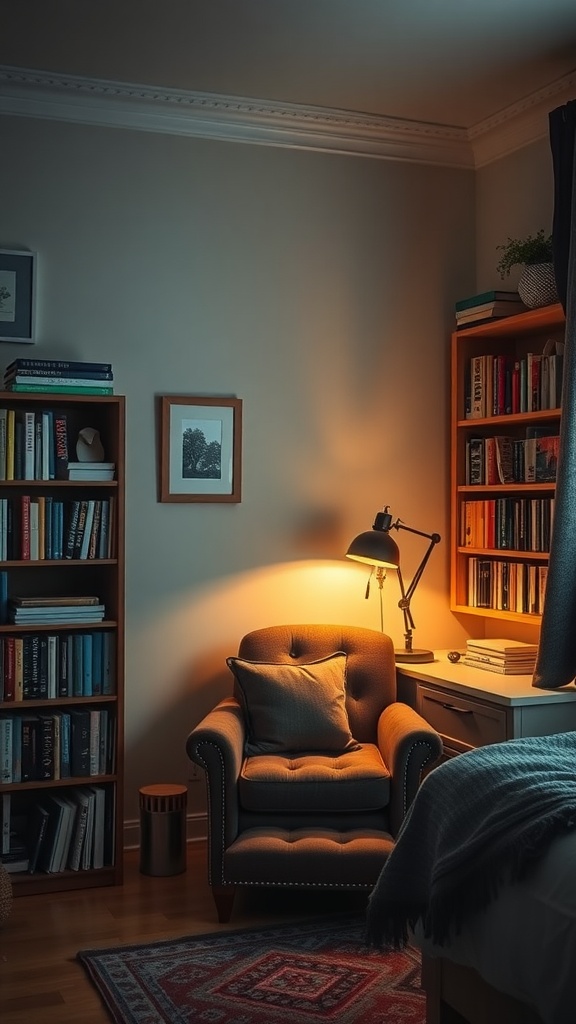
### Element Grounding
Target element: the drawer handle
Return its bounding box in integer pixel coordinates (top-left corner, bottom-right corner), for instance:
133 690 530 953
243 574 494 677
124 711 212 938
441 702 473 714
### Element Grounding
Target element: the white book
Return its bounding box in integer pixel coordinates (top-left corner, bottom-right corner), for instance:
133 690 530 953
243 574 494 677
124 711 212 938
462 657 534 675
466 638 538 656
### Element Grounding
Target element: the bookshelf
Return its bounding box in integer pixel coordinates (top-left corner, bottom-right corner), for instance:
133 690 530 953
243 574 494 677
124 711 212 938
0 393 125 895
451 303 565 627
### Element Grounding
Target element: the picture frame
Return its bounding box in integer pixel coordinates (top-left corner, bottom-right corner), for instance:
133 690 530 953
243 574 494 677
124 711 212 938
0 249 37 343
159 395 243 503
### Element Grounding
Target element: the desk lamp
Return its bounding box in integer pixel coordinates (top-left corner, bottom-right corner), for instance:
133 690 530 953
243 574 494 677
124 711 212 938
346 505 441 663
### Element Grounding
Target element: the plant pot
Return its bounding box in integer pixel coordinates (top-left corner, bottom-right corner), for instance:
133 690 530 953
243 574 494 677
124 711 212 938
517 262 559 309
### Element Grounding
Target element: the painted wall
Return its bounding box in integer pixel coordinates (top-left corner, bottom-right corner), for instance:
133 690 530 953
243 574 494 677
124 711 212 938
475 136 555 291
0 111 553 839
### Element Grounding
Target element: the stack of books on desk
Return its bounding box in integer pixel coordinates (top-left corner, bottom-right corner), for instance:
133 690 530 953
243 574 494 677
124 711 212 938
3 358 113 395
462 638 538 675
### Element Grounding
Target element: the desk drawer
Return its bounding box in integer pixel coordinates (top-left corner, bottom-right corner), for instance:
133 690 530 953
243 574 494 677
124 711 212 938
418 686 507 751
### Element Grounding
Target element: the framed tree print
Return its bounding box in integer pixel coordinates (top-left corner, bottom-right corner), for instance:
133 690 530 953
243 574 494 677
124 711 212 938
159 395 242 502
0 249 37 343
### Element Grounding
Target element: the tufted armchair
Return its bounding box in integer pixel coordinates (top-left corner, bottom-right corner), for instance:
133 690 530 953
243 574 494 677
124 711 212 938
186 624 442 922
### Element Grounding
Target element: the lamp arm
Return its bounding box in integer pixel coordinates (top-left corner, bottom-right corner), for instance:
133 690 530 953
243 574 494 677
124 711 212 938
392 520 441 607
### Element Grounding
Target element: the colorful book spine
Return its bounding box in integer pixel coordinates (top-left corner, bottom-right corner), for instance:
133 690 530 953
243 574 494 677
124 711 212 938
5 384 113 395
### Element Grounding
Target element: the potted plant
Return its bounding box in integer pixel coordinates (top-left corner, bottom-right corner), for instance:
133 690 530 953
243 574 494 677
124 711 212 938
496 230 558 308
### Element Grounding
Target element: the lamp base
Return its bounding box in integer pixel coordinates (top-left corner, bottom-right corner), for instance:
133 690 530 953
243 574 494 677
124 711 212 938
394 648 435 664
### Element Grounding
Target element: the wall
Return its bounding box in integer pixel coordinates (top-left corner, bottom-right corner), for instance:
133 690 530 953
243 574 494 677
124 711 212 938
0 111 478 836
475 136 555 291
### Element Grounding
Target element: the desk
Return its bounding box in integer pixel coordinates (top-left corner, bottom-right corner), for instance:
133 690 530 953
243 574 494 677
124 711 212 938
397 650 576 756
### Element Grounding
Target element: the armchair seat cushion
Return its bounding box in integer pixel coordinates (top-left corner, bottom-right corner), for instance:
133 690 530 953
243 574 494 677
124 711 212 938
239 742 391 813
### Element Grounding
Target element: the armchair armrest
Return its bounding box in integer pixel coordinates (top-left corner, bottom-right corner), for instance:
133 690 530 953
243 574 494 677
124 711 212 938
186 696 246 884
377 702 442 836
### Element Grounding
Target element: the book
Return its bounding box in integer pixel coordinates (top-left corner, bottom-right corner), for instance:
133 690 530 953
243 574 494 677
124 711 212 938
1 792 9 854
455 290 522 312
5 359 112 374
461 656 535 675
88 785 106 869
10 595 101 607
26 801 50 873
70 708 91 776
4 375 113 388
53 410 69 480
67 788 92 871
466 638 538 656
535 435 559 482
455 300 527 324
4 384 113 395
67 462 115 481
39 794 73 873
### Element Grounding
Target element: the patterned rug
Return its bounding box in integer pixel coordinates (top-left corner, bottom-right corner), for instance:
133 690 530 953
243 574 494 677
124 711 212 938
77 913 425 1023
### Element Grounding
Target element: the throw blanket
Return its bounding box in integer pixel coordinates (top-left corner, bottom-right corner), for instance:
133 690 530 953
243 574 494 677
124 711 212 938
366 731 576 948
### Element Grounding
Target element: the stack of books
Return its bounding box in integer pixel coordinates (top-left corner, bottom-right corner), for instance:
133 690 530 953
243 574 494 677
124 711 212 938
455 290 527 328
462 638 538 674
3 358 113 395
8 595 105 626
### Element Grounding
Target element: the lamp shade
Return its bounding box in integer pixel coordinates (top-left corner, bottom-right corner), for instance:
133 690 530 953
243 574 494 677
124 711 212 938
346 529 400 569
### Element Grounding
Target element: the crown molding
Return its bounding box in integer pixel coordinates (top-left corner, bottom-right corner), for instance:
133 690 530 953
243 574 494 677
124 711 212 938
0 65 472 167
0 65 574 169
469 71 576 168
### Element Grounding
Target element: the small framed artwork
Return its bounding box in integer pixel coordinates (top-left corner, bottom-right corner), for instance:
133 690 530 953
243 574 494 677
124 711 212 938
0 249 37 343
159 395 243 503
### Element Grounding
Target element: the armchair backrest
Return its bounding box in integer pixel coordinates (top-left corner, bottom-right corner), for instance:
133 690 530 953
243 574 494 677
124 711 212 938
237 623 397 744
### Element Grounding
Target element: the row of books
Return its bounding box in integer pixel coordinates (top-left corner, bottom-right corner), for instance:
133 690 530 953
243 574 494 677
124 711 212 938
3 358 114 397
0 630 116 702
460 497 554 553
461 637 538 675
465 342 564 419
455 290 527 328
465 433 559 485
467 557 548 615
1 785 114 873
0 706 116 784
0 404 115 481
0 495 116 564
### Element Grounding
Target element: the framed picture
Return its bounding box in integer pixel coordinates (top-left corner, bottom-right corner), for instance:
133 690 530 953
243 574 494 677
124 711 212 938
0 249 37 343
159 395 242 503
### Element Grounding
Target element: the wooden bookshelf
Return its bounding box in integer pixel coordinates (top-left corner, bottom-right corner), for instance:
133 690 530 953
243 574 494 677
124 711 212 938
450 304 565 627
0 393 125 895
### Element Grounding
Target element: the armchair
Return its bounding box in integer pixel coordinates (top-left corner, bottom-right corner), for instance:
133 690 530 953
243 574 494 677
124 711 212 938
186 623 442 922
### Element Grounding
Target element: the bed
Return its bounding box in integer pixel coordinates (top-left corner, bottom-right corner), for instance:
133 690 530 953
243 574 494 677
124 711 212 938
365 732 576 1024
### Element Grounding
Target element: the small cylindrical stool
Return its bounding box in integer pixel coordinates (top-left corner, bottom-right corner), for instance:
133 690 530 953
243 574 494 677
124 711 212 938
139 783 187 876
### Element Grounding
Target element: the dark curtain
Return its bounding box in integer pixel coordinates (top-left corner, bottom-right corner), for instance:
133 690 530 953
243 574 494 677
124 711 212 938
533 100 576 689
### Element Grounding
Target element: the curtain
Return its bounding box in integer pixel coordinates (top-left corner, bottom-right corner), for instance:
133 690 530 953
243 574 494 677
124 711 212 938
533 100 576 689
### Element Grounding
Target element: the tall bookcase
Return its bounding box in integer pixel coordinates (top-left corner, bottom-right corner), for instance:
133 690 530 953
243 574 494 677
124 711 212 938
451 303 565 628
0 393 124 896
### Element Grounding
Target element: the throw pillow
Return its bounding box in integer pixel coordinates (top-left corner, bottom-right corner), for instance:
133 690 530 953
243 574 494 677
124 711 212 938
227 652 361 756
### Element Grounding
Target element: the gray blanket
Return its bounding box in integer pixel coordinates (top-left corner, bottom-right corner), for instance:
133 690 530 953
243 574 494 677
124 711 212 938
366 731 576 947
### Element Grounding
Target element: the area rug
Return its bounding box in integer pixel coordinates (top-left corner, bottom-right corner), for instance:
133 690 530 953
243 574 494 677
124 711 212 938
77 913 425 1023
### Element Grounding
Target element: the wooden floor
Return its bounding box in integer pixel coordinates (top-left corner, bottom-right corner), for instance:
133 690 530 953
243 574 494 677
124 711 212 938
0 842 369 1024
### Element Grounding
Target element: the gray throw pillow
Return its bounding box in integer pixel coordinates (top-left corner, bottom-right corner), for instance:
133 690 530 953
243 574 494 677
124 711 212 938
227 652 361 756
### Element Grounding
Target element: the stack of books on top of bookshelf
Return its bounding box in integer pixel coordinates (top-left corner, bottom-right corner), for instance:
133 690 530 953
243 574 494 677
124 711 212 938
8 595 105 625
455 290 527 329
462 638 538 675
2 358 113 395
